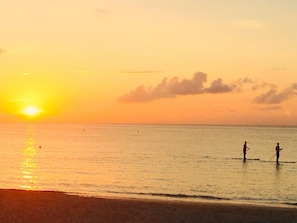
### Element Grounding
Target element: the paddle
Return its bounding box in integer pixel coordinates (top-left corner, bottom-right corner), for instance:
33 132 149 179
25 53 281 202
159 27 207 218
240 147 250 156
269 148 283 161
269 154 276 161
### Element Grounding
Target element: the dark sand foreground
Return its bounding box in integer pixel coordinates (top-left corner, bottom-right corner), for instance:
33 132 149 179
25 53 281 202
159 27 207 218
0 189 296 223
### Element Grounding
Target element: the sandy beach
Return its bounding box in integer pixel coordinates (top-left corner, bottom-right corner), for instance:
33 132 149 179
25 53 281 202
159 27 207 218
0 189 296 223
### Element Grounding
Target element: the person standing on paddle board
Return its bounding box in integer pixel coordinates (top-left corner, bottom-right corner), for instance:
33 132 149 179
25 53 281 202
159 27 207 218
243 141 249 161
276 143 282 165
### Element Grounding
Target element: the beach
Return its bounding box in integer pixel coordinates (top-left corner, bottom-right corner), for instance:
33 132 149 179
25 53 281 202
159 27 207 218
0 189 296 223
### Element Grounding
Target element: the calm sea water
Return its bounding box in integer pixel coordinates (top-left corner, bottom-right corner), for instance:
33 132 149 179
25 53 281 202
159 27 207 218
0 123 297 206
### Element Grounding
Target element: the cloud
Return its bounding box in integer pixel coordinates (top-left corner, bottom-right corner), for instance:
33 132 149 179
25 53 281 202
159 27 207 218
8 45 33 54
118 72 235 103
119 71 297 104
75 70 94 75
94 8 108 15
251 82 276 91
255 106 282 111
0 48 5 54
237 77 255 84
228 77 255 92
253 83 297 104
205 78 233 93
118 70 162 74
233 20 264 29
272 67 287 72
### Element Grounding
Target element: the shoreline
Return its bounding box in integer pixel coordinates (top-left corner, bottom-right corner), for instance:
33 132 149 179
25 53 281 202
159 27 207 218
0 189 296 223
68 191 297 209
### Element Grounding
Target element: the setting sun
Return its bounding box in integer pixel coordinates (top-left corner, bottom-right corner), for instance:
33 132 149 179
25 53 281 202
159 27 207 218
21 106 41 117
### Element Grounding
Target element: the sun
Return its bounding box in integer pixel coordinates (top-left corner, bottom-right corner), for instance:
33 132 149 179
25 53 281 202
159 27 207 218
21 105 41 117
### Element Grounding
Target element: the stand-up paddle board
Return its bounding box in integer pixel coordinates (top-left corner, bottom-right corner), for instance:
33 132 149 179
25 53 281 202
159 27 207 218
232 158 260 161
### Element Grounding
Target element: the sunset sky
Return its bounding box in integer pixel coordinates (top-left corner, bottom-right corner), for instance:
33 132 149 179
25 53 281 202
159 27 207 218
1 0 297 125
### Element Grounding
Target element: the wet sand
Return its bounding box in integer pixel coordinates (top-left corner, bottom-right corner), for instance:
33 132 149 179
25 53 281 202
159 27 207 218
0 189 296 223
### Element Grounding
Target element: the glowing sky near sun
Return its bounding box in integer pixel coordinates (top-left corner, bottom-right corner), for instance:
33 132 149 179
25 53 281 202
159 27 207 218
1 0 297 125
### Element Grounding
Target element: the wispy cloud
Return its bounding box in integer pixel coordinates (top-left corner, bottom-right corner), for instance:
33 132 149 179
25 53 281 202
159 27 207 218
75 70 94 75
118 72 235 103
272 67 287 72
251 82 276 91
233 20 264 29
255 106 282 111
0 48 5 54
21 72 31 76
253 83 297 104
8 45 33 54
94 8 108 15
118 70 162 74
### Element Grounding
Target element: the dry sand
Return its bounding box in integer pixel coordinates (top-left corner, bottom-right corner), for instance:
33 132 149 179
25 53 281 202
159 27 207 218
0 189 296 223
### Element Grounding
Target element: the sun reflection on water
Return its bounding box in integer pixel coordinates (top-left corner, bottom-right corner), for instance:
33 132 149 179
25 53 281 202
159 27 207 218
19 127 39 190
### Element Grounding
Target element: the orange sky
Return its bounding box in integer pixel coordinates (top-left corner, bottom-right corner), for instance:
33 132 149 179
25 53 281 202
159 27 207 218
1 1 297 125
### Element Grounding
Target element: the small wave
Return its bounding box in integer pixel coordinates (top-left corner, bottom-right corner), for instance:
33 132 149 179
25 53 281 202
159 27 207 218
150 193 230 201
283 202 297 207
104 190 229 201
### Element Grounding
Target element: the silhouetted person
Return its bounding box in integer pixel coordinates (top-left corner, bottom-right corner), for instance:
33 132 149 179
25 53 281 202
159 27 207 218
276 143 281 165
243 141 249 161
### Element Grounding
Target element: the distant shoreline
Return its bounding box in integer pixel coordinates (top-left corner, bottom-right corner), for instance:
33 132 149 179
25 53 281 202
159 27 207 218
0 189 296 223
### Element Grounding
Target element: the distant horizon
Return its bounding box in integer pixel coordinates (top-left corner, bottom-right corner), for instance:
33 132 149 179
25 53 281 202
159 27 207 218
1 121 297 128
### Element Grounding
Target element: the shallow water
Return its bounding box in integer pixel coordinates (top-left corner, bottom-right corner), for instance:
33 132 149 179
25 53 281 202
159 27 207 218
0 123 296 206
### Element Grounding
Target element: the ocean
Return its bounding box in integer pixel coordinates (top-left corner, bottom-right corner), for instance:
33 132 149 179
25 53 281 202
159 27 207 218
0 123 297 206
